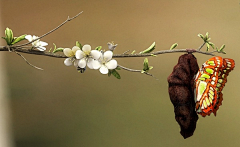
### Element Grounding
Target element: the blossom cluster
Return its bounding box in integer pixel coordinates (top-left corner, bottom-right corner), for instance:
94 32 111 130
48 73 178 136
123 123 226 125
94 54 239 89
63 44 118 74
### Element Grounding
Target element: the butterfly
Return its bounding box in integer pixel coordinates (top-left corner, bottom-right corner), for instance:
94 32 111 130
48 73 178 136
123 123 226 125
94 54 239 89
195 56 235 117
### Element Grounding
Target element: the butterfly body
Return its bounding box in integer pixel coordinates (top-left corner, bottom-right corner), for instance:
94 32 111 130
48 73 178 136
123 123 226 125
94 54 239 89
195 56 235 117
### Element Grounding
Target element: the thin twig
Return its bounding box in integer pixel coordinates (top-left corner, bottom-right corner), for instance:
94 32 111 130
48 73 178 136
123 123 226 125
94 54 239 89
14 51 43 70
197 42 206 51
122 50 130 54
118 64 158 79
13 11 83 48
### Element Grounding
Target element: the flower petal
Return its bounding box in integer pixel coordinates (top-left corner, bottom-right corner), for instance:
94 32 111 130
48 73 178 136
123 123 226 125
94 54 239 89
36 46 46 51
39 41 48 47
92 60 102 69
103 51 113 61
64 58 72 66
99 66 109 74
64 48 73 57
106 59 117 69
87 58 94 69
25 35 33 42
72 46 80 54
82 44 91 52
78 58 87 68
75 50 84 59
32 35 38 40
74 59 79 67
90 50 101 59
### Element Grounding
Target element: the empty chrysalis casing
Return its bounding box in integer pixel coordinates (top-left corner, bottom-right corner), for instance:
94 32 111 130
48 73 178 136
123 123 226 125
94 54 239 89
167 53 199 139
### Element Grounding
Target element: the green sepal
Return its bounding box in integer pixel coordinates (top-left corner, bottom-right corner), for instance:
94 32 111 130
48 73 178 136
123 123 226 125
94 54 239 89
131 50 136 54
149 66 153 70
4 28 14 45
76 41 82 49
11 34 26 45
170 43 178 50
53 48 64 53
111 69 121 79
108 70 112 77
139 42 155 54
95 46 102 51
115 66 121 70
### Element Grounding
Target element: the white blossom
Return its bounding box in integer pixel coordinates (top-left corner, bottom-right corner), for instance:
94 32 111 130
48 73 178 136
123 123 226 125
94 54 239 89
92 51 117 74
25 35 48 51
75 44 101 68
63 46 80 66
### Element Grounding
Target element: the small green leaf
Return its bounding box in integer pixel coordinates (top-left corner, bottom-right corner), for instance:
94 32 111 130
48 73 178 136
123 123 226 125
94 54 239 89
205 32 209 39
76 41 82 49
151 54 157 57
131 50 136 54
111 69 121 79
5 28 14 45
53 43 57 50
219 44 225 52
149 66 153 70
11 34 26 45
170 43 178 50
143 58 149 71
206 43 210 51
139 42 155 54
53 48 64 53
95 46 102 51
198 34 204 40
208 42 215 49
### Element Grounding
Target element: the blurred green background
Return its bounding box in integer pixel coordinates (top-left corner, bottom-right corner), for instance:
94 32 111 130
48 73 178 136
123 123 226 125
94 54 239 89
1 0 240 147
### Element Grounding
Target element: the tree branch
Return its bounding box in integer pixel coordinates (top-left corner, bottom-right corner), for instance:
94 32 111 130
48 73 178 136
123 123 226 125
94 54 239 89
0 46 215 58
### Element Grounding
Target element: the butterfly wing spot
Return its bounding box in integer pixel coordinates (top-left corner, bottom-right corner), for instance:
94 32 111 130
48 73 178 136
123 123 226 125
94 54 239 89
211 81 215 85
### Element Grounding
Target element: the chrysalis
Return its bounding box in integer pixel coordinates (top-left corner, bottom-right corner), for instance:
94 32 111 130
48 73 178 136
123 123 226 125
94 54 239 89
167 53 199 139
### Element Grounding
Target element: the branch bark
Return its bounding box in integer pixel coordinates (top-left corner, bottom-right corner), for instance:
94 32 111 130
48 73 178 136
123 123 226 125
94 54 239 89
0 46 215 58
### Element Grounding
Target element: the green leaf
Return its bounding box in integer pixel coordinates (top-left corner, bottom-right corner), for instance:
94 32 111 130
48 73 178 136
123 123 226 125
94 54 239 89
5 28 14 45
53 48 64 53
143 58 149 71
205 32 209 39
76 41 82 49
206 43 210 51
208 42 215 49
95 46 102 51
219 44 225 52
111 69 121 79
149 66 153 70
198 34 204 40
170 43 178 50
11 34 26 45
131 50 136 54
139 42 155 54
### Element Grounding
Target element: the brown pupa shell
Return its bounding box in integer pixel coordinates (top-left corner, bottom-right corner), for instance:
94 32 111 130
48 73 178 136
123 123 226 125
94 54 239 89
167 53 199 139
